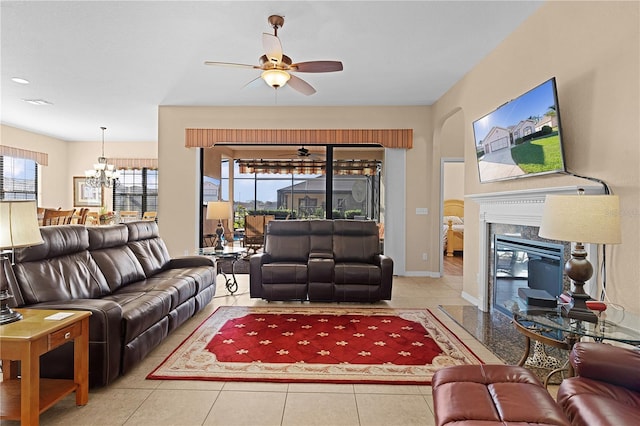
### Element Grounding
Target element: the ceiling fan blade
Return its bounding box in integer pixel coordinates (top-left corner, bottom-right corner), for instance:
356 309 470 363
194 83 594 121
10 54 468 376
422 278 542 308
204 61 259 69
262 33 283 64
287 74 316 96
242 76 263 89
291 61 343 73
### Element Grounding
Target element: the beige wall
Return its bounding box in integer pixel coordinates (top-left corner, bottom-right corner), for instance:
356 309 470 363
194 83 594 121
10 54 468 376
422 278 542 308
432 1 640 314
158 106 433 269
1 124 156 211
443 162 464 201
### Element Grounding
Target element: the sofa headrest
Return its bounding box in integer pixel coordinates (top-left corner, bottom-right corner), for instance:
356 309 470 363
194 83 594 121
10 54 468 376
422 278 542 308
126 220 159 242
267 220 310 235
88 224 129 250
14 225 89 263
309 220 334 234
333 220 379 236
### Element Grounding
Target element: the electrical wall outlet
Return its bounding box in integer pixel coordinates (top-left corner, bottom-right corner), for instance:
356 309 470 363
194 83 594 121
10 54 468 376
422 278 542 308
422 253 428 261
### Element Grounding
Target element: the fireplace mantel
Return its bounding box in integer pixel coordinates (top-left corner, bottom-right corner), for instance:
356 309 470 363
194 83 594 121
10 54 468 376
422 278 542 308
467 184 605 311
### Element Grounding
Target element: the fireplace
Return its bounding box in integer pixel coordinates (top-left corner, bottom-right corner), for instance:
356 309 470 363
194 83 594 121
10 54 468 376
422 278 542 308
468 185 605 312
492 234 565 316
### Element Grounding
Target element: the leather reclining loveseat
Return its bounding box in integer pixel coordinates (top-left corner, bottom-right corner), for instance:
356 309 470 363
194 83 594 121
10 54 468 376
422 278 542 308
6 221 217 387
249 219 393 302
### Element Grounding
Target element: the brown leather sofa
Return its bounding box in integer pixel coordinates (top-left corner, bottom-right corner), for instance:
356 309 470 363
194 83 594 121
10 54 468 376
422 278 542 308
6 221 216 387
249 219 393 302
557 342 640 426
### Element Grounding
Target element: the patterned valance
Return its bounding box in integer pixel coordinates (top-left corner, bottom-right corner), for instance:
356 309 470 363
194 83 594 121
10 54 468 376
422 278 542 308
110 158 158 170
237 159 381 176
185 129 413 149
0 145 48 166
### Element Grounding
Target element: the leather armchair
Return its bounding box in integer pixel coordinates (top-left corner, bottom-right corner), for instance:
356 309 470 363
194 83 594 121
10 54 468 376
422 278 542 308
557 342 640 426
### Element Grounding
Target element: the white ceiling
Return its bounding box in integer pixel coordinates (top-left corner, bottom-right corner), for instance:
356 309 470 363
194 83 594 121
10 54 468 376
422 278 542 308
1 1 543 143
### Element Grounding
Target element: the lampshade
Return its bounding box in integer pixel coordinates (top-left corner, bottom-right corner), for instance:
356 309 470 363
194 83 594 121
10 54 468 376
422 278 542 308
538 194 621 244
0 200 44 249
206 201 231 221
261 69 291 88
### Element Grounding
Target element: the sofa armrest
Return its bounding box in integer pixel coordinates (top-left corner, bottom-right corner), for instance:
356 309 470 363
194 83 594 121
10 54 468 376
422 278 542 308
309 251 333 259
24 299 124 386
167 256 216 269
571 342 640 392
249 253 272 297
374 254 394 300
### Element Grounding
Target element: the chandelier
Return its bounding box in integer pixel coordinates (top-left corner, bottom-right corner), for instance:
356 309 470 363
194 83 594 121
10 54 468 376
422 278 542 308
85 126 120 188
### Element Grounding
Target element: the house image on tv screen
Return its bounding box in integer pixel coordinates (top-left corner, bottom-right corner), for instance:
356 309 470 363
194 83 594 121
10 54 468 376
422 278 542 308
472 78 566 183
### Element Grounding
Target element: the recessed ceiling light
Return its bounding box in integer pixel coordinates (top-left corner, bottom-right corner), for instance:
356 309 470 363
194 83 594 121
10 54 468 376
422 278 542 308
12 77 30 84
22 99 53 106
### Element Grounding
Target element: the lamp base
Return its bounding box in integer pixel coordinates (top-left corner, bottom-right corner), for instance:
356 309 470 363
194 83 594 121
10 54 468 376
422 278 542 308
562 292 598 323
0 289 22 325
214 222 225 252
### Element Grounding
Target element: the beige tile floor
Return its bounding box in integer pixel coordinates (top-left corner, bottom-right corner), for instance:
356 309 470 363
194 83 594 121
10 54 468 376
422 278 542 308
4 274 508 426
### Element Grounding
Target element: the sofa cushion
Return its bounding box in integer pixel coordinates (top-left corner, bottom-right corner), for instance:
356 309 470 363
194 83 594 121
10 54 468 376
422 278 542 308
87 224 129 250
309 220 334 256
334 262 381 285
15 225 89 262
103 290 172 343
124 276 199 310
332 220 380 262
558 377 640 426
13 225 111 304
264 220 310 262
126 221 171 276
261 262 308 284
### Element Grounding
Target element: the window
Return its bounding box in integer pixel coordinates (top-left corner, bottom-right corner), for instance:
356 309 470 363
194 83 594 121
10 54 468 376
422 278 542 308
113 168 158 214
0 155 38 200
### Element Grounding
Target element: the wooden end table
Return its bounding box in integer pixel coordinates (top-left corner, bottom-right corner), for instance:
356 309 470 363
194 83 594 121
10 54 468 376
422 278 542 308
0 309 91 425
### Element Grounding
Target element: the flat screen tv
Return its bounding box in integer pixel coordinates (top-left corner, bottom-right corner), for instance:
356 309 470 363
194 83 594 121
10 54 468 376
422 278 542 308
472 77 566 183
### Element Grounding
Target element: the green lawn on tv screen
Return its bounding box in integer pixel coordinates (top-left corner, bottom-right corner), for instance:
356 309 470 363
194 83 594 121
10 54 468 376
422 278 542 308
511 134 563 173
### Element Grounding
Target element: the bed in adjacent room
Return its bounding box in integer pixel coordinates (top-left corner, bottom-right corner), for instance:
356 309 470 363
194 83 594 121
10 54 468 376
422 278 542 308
443 199 464 257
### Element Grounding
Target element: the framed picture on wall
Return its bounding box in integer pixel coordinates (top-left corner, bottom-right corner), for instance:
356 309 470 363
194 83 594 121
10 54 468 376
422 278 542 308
73 176 103 207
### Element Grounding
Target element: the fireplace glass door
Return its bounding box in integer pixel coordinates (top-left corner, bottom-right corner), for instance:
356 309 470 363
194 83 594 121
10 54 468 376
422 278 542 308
493 235 564 316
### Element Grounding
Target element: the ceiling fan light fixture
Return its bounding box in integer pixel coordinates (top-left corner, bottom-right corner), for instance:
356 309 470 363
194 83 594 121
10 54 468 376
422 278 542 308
261 69 290 88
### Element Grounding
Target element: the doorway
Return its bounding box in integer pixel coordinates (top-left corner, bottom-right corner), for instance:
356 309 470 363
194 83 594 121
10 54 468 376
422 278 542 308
440 159 464 276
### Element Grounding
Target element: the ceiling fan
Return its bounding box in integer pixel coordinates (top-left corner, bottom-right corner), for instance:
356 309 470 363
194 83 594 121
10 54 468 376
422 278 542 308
271 146 324 160
204 15 343 95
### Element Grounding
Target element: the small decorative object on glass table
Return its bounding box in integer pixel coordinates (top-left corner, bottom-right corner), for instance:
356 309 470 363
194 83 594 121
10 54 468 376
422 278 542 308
197 246 247 294
538 191 621 323
0 200 44 325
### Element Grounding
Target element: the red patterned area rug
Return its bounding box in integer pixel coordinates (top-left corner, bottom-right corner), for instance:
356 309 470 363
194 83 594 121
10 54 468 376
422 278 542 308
147 306 483 385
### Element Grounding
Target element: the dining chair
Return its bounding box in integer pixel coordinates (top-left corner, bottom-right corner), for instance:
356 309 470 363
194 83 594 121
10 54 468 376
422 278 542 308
119 210 140 223
142 211 157 221
76 208 90 224
84 212 100 225
42 208 76 226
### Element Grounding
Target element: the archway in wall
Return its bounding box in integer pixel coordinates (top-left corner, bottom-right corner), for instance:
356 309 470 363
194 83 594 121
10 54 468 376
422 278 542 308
434 109 465 277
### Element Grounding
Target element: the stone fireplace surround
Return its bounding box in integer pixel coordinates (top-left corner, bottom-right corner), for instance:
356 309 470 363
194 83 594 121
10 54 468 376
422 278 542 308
468 184 605 312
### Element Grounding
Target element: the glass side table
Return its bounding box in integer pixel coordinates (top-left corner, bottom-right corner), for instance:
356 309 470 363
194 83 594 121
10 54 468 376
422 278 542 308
506 298 640 386
197 246 247 294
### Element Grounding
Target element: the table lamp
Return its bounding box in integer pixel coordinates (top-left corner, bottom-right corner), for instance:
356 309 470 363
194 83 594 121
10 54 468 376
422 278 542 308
0 200 44 324
538 192 621 323
206 201 231 252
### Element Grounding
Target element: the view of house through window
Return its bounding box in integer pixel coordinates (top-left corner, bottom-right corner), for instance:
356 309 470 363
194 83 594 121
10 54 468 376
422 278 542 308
201 145 383 244
0 155 38 200
113 168 158 214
